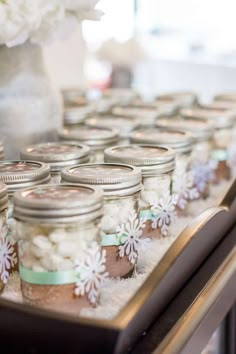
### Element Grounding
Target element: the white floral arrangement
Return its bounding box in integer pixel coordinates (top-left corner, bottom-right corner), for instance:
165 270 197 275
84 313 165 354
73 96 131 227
0 0 103 47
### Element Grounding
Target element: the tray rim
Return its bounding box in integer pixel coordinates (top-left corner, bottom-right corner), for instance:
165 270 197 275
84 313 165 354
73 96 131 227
0 180 235 351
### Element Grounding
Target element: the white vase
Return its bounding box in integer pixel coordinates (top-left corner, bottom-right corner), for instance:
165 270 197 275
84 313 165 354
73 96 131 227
0 43 62 159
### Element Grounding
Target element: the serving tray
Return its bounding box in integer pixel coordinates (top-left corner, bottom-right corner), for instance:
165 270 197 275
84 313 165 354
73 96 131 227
0 180 235 354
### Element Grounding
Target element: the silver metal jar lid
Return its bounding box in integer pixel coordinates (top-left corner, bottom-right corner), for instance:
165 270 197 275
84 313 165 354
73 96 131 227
13 184 103 223
64 105 94 125
103 88 138 103
112 105 159 120
0 161 51 193
155 92 198 108
86 114 139 138
20 142 90 172
0 182 8 212
130 99 178 116
181 108 234 129
58 125 119 149
199 100 236 111
156 117 214 142
104 145 175 176
61 87 86 104
130 127 193 154
62 163 142 197
214 93 236 102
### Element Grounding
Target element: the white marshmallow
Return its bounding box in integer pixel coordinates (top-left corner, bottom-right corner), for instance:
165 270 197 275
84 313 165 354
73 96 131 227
49 229 67 243
32 235 53 251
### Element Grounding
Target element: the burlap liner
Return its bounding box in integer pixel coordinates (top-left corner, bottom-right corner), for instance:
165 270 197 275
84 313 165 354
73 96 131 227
102 245 134 278
141 220 161 239
21 280 91 314
213 160 231 184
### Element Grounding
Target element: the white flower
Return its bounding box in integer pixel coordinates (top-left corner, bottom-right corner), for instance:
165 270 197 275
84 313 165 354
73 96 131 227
0 225 17 284
74 243 108 305
117 211 145 265
0 0 103 47
172 169 200 210
191 160 216 193
150 192 177 237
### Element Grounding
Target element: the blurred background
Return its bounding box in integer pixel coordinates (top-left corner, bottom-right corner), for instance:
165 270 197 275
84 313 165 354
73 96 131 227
43 0 236 101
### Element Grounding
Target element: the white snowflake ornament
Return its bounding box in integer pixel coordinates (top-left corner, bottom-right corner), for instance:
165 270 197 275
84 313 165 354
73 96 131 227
0 226 17 284
172 169 200 210
74 243 108 306
191 160 216 193
150 192 177 237
117 211 145 265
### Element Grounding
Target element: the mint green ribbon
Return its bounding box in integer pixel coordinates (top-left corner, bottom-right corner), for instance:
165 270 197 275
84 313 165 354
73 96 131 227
101 233 123 246
19 264 79 285
210 149 228 162
139 209 155 220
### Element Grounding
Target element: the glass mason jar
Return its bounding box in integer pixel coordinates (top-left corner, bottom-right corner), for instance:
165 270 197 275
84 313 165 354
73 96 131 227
61 88 86 107
59 125 119 163
112 104 159 126
103 88 139 105
63 104 94 126
62 163 142 278
130 127 196 213
0 182 13 292
157 116 215 197
181 108 234 183
130 127 193 173
86 114 139 145
104 145 176 238
13 184 104 314
21 142 90 183
155 92 198 109
0 161 51 237
130 99 178 118
0 141 4 160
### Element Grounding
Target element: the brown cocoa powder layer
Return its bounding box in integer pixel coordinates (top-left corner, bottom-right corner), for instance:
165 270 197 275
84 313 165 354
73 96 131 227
213 161 231 184
103 245 134 278
141 220 161 239
21 280 91 315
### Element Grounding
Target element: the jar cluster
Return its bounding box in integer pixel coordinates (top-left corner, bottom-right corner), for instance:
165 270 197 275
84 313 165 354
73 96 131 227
0 88 235 315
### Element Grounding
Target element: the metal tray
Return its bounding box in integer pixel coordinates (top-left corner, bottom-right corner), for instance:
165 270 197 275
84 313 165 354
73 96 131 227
0 180 235 354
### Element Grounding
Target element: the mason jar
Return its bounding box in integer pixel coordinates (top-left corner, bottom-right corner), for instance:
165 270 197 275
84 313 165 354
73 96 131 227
0 161 51 233
86 114 139 145
0 141 4 160
181 108 234 182
64 104 94 126
59 125 119 162
14 184 105 314
214 93 236 102
104 145 176 238
155 92 198 109
112 104 159 126
130 99 178 118
21 142 90 183
130 127 193 174
61 88 86 106
103 88 139 105
157 116 215 197
0 182 14 292
62 163 142 278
